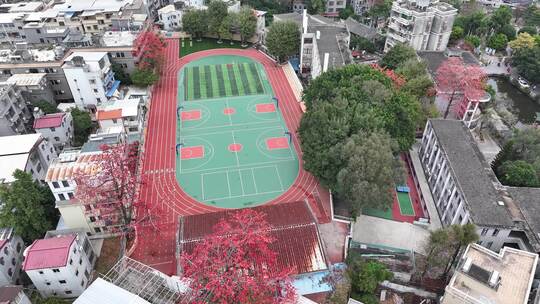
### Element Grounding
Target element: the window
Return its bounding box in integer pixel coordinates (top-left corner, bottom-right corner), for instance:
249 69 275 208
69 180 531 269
59 21 65 26
58 193 66 201
89 216 96 222
69 258 73 265
492 229 499 236
39 270 44 274
46 282 51 286
16 243 21 253
0 257 4 265
93 89 98 93
36 29 41 34
79 258 82 265
486 241 493 249
480 228 488 236
76 269 79 276
90 79 96 84
3 247 7 255
84 270 89 279
59 280 66 284
52 181 60 188
11 258 15 266
62 181 69 187
81 279 85 286
54 137 60 142
94 227 101 233
52 268 60 273
7 268 12 276
65 290 72 295
68 192 74 199
96 98 101 103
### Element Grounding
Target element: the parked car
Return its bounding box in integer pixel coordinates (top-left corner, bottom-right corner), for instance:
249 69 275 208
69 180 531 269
518 77 530 89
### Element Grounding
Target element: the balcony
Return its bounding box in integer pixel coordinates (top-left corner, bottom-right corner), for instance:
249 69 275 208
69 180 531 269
388 31 407 43
395 16 411 26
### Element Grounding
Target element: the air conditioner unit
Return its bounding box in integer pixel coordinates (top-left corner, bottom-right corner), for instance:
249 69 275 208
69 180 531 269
462 257 472 272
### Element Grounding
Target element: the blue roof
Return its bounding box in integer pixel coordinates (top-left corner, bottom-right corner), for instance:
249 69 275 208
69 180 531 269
289 57 300 72
106 80 121 98
292 270 332 295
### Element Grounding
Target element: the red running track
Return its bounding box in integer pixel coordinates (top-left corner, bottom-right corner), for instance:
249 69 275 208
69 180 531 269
129 39 331 275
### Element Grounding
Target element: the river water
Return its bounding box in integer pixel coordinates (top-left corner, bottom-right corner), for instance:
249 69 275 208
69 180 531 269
487 77 540 123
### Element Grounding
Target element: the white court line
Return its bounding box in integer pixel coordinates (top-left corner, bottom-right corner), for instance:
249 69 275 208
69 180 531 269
231 130 240 167
182 125 285 139
181 158 295 174
251 168 259 193
274 165 285 191
201 174 205 200
225 98 233 126
225 171 232 197
203 189 284 202
238 169 245 195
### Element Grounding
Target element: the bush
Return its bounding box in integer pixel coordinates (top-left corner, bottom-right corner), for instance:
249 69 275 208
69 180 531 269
498 160 539 187
131 68 159 87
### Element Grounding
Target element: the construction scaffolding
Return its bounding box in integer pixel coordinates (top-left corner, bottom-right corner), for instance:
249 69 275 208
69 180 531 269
101 257 184 304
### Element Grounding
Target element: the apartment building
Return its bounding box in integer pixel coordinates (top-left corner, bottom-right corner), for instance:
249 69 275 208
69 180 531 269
0 13 26 44
351 0 376 15
442 244 538 304
33 111 74 153
23 231 97 298
158 5 181 31
325 0 346 17
385 0 457 52
0 228 24 286
62 52 119 111
5 73 55 103
0 83 31 136
96 98 144 136
0 133 56 184
0 285 31 304
419 119 540 253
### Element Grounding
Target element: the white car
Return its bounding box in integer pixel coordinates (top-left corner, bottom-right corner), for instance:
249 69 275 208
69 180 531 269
518 77 530 89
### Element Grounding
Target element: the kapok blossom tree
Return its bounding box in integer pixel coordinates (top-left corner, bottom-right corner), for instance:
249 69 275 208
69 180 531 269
370 63 406 89
74 142 140 234
436 57 487 118
133 28 167 72
180 209 297 304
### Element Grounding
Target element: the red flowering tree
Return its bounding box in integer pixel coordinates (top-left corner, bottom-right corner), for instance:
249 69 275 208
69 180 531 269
436 57 487 118
180 209 297 304
370 64 406 89
74 142 140 234
133 28 167 72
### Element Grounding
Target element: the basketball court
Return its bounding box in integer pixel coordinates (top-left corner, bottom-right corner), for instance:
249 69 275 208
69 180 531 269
176 55 299 208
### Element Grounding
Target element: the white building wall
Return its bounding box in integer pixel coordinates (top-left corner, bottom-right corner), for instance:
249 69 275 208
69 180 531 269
159 7 181 31
0 236 24 286
35 114 74 153
27 237 96 298
26 139 56 183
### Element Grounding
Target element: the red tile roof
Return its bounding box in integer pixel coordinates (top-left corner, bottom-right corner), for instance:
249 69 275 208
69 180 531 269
96 109 122 120
33 113 65 129
178 201 328 275
23 235 76 271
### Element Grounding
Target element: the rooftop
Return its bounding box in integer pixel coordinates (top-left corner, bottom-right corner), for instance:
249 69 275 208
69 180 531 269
23 234 77 271
0 285 23 303
6 73 46 87
65 51 108 63
101 31 136 47
443 244 538 304
418 50 480 79
34 112 66 129
344 17 378 40
99 98 140 118
96 109 122 120
74 278 151 304
506 187 540 239
307 25 349 70
178 201 328 275
0 133 42 156
428 119 513 227
46 150 101 182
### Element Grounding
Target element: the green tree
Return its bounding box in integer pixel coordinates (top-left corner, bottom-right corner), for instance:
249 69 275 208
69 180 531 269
519 25 538 36
182 9 208 40
509 32 537 51
512 46 540 82
348 259 393 303
71 108 93 146
444 224 479 277
33 100 59 114
489 6 512 33
487 33 508 50
464 35 481 48
218 15 234 44
336 131 402 213
421 228 450 278
131 68 159 87
265 21 300 62
350 36 376 53
380 44 416 70
450 25 464 41
339 6 355 20
237 6 257 46
0 170 58 243
499 24 516 40
368 0 392 26
208 0 228 41
307 0 325 15
455 11 488 36
498 160 539 187
523 4 540 27
111 63 132 85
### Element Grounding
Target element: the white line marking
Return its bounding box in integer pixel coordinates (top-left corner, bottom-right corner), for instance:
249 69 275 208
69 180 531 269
225 171 232 196
237 169 246 195
251 168 259 194
274 165 284 191
201 174 205 200
180 158 295 174
203 189 284 202
231 130 240 167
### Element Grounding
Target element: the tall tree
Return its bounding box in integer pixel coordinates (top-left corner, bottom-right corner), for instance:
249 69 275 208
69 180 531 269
0 170 58 243
180 209 296 303
183 10 208 41
508 32 537 51
133 29 166 71
237 6 257 46
348 258 393 304
380 44 417 70
265 21 301 63
218 15 234 44
421 228 450 278
497 160 539 187
444 224 479 277
71 108 93 146
489 6 512 34
487 33 508 51
208 0 228 42
512 46 540 82
307 0 325 15
435 57 487 118
74 143 140 234
336 131 403 214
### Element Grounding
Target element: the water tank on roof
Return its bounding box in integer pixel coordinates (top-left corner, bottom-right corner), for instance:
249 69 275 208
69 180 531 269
72 56 85 67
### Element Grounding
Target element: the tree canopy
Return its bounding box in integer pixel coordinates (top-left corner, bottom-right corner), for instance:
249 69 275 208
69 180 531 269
265 21 300 62
183 9 208 40
0 170 58 243
207 0 228 40
33 100 59 114
512 45 540 82
380 44 417 70
238 6 257 45
509 32 537 51
307 0 325 15
180 209 296 303
348 258 393 304
131 68 159 87
71 108 93 147
299 64 421 213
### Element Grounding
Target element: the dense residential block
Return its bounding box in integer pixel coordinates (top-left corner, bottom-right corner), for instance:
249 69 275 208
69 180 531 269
0 228 24 286
33 111 74 153
0 84 31 136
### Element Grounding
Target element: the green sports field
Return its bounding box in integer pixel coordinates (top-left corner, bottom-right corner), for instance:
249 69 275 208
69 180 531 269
176 55 299 208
